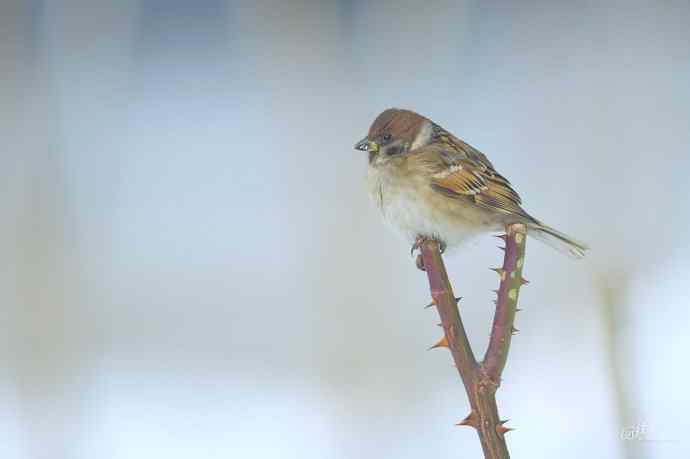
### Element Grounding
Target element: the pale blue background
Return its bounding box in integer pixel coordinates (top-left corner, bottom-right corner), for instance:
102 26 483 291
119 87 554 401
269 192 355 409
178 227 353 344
2 1 689 458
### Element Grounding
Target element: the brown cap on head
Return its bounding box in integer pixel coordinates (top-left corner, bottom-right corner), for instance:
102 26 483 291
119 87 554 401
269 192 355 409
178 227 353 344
368 108 427 143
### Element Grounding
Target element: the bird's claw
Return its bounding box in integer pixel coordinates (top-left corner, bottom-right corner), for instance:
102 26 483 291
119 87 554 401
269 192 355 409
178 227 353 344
411 236 426 256
411 236 446 256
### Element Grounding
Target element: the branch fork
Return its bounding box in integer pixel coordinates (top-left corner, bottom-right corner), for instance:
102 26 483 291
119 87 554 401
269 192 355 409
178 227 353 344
416 223 528 459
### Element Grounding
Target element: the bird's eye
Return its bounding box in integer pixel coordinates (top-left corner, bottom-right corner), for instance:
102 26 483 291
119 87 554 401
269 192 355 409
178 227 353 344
385 145 403 156
382 133 392 143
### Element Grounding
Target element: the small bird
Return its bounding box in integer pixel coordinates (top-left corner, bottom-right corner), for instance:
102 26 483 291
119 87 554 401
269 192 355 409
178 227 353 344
355 108 587 258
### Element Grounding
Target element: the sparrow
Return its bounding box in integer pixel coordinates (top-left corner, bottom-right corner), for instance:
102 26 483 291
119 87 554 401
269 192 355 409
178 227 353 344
355 108 587 258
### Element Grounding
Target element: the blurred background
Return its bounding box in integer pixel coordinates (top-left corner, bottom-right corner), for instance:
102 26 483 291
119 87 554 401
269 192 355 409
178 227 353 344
2 1 689 458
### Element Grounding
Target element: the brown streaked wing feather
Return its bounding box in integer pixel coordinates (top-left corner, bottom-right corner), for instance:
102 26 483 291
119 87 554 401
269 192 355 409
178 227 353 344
418 136 535 222
432 125 497 168
432 159 489 196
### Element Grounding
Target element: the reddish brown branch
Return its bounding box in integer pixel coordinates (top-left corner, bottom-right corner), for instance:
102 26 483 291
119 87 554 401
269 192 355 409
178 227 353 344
483 224 528 383
417 223 528 459
419 240 478 390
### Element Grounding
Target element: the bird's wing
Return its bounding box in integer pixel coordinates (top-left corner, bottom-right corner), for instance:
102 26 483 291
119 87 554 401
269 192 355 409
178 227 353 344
413 130 536 222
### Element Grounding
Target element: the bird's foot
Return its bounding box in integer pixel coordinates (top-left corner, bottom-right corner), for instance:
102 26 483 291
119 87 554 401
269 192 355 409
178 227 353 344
411 235 446 256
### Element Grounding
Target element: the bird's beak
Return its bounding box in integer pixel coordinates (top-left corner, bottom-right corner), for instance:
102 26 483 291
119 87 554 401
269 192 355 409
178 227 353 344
354 137 369 151
354 137 379 153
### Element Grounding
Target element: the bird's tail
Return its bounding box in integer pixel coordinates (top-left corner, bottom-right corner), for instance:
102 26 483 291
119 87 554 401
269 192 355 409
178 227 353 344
527 223 588 259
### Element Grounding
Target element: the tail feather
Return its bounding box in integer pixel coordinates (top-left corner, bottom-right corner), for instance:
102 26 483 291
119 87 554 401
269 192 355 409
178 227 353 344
528 224 588 259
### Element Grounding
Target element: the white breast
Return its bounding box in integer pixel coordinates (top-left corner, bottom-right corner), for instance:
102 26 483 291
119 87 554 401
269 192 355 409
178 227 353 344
367 165 490 248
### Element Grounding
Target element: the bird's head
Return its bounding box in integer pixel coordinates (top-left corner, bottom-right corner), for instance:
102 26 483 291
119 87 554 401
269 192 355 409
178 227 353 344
354 108 432 165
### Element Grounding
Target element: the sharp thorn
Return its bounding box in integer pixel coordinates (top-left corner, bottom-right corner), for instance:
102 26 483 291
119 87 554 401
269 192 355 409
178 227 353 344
511 326 519 335
456 411 478 428
520 278 530 286
499 419 510 425
425 299 437 309
455 296 462 303
428 336 449 350
494 234 507 241
436 322 443 327
492 289 500 295
497 245 505 251
490 267 505 275
515 308 522 312
496 425 515 435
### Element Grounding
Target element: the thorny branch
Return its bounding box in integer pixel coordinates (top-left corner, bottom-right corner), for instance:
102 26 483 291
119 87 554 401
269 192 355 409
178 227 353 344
417 223 527 459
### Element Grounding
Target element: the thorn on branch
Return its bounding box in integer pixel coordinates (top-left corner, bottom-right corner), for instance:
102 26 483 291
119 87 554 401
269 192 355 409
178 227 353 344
490 267 507 279
496 424 514 435
456 411 478 429
416 228 517 457
429 336 449 350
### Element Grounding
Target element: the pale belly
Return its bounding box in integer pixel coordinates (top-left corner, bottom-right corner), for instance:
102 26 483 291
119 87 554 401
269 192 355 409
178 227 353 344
367 167 498 248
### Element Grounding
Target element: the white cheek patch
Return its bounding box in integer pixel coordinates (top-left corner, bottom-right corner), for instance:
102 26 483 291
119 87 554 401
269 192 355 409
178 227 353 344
409 121 433 151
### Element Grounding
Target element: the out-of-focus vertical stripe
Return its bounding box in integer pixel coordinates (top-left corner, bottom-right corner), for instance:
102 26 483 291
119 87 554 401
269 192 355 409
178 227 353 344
4 2 138 459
